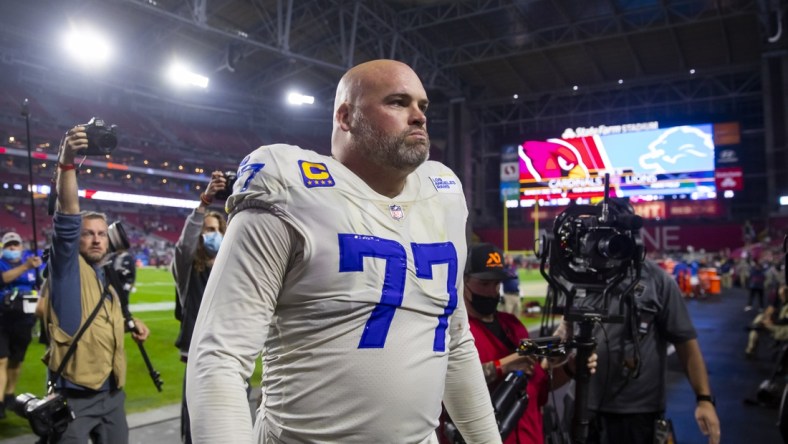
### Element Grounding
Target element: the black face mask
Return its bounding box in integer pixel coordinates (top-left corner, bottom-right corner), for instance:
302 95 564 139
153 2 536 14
469 293 500 315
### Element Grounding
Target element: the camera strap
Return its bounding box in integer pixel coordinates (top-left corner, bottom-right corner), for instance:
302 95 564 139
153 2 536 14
46 282 110 394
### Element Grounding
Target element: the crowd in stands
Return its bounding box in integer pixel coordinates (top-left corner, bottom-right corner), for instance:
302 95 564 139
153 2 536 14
0 78 279 205
0 195 182 269
0 76 282 272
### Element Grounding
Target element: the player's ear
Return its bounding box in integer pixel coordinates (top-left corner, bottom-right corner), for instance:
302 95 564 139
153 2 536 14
336 102 352 132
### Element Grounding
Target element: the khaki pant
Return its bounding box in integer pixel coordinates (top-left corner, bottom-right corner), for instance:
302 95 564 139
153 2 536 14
721 273 733 289
501 293 521 317
747 313 765 354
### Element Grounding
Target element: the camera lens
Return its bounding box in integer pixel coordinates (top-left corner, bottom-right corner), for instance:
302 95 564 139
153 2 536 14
97 133 118 151
597 233 634 260
107 221 130 253
12 393 37 417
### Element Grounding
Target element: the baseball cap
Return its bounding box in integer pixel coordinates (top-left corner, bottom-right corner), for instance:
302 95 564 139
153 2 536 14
466 243 512 280
2 232 22 246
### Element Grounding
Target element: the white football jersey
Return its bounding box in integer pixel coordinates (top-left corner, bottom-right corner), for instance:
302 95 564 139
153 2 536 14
228 144 473 443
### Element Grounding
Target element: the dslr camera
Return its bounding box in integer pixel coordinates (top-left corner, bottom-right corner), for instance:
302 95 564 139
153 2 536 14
13 392 75 437
214 170 237 200
82 117 118 156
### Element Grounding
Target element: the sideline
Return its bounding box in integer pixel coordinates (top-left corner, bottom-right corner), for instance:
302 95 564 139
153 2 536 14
129 302 176 312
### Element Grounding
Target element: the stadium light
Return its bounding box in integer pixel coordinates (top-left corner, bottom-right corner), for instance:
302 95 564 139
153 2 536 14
287 92 315 106
63 26 113 67
167 62 209 89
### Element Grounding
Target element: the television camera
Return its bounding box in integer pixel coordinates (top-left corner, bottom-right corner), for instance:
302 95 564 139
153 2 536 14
535 174 645 444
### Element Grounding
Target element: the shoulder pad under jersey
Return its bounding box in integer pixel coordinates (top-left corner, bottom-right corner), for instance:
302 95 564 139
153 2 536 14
414 160 465 198
226 144 332 214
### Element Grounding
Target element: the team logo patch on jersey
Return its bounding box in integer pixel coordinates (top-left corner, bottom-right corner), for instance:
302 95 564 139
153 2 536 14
299 160 335 188
429 175 461 193
389 204 405 220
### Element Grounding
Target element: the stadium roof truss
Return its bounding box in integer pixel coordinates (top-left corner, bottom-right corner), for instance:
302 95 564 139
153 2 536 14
0 0 771 130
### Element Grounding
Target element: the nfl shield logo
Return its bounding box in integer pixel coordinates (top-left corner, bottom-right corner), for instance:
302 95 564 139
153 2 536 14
389 204 404 220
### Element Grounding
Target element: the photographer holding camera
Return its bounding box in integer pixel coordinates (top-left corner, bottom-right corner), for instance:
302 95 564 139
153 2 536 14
172 170 228 444
0 231 42 419
36 123 149 443
452 243 595 444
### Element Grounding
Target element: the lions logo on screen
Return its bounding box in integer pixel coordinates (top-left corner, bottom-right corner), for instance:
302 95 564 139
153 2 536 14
299 160 335 188
638 126 714 173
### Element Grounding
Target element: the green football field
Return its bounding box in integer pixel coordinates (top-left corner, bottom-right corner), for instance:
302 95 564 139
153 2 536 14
2 267 549 438
1 268 225 439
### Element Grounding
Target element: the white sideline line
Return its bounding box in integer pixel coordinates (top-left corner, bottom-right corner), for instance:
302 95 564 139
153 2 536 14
129 302 176 312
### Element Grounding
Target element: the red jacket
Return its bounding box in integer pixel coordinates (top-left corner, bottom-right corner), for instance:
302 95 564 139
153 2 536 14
469 313 550 444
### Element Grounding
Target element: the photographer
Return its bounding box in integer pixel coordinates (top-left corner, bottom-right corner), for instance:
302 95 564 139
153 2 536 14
746 285 788 358
571 201 720 444
459 243 594 444
172 171 227 444
40 124 149 443
0 231 42 419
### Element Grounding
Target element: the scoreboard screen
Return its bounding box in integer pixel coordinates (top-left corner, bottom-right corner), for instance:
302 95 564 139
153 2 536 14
515 123 716 204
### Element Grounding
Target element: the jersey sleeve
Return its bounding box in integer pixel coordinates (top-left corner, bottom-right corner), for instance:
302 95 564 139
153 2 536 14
186 207 299 442
442 292 501 442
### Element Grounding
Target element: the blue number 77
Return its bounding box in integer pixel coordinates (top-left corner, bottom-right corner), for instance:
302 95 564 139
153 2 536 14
338 234 458 352
235 155 265 193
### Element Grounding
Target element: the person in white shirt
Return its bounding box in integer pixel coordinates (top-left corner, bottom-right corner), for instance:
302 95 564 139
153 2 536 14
186 59 500 443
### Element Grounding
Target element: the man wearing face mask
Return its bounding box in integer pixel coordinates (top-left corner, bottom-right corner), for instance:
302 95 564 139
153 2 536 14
172 171 228 444
462 243 590 443
0 232 42 419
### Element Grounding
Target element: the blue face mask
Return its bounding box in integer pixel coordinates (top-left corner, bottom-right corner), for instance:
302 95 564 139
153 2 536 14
202 232 223 257
2 249 21 262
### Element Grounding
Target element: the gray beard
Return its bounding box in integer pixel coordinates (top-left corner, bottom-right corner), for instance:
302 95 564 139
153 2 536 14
349 113 430 171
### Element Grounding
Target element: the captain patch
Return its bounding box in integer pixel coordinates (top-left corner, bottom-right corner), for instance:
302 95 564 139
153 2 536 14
299 160 335 188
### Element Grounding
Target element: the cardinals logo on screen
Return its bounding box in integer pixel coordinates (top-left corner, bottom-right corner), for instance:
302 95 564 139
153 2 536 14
519 140 590 181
